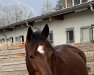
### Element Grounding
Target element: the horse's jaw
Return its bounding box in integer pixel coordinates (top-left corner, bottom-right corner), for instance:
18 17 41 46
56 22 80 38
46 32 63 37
37 45 45 54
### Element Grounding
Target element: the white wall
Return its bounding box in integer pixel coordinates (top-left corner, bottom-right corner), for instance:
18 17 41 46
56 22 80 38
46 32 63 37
34 10 94 45
2 27 28 43
1 10 94 46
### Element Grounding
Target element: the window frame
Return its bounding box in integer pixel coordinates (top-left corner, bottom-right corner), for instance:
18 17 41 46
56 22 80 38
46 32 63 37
80 26 92 43
47 31 54 44
0 38 5 44
15 35 24 43
91 25 94 43
7 37 13 43
74 0 80 5
82 0 87 3
67 0 73 7
66 27 75 43
64 0 87 8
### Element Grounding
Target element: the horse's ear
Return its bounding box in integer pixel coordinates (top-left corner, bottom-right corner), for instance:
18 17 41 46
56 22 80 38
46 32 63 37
41 24 49 39
27 27 33 41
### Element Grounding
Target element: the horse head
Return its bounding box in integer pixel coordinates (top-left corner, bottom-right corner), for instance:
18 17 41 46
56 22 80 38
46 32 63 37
25 24 53 75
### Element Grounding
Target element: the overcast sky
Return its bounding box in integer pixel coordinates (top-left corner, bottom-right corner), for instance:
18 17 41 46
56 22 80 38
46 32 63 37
0 0 57 16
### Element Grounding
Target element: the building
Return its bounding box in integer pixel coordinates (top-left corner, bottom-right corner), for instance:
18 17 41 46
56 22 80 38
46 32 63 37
0 0 94 75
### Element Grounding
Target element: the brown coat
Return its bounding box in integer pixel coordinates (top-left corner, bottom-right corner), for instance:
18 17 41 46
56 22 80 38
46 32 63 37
25 44 88 75
25 25 88 75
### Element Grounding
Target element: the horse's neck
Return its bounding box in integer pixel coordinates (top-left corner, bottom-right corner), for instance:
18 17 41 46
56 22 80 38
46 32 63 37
43 41 55 72
44 40 54 56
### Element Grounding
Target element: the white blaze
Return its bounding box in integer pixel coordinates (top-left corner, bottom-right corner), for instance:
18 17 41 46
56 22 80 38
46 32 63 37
37 45 44 54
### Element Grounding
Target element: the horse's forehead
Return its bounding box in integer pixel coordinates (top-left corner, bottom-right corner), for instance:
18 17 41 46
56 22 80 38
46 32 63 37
34 31 41 36
37 45 45 54
32 32 42 40
31 32 46 44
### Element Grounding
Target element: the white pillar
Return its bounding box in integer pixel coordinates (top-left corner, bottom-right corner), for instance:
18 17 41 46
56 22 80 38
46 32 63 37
65 0 68 8
72 0 74 6
80 0 82 4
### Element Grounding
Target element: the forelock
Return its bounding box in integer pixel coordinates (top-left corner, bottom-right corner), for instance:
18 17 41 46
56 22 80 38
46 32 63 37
31 31 43 41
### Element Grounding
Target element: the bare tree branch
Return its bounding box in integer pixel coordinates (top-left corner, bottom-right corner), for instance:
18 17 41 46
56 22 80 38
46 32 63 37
0 0 34 27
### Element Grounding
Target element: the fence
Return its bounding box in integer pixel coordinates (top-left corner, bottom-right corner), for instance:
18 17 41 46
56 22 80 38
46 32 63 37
0 42 25 50
71 43 94 75
0 42 94 75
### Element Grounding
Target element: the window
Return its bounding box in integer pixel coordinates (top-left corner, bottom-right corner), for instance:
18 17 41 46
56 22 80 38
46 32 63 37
91 26 94 42
74 0 80 5
66 28 74 43
63 0 88 8
81 27 90 43
47 31 53 44
0 38 5 44
15 36 24 43
82 0 87 3
63 0 73 8
81 25 94 43
67 0 73 7
7 37 13 43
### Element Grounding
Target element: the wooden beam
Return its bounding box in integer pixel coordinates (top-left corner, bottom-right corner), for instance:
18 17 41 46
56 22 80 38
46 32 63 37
42 18 49 20
28 21 34 26
3 28 13 31
49 14 64 21
25 21 34 26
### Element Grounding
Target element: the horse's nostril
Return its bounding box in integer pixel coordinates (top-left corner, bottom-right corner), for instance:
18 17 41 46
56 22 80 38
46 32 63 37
30 55 34 59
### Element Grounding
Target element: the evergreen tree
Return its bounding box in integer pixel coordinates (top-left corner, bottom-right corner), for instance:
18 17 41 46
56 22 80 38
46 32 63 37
55 0 64 11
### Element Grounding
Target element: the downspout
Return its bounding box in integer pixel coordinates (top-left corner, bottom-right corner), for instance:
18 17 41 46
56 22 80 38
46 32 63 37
90 2 94 11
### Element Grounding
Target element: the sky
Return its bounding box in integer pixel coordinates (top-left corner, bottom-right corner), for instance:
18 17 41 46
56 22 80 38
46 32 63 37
0 0 57 16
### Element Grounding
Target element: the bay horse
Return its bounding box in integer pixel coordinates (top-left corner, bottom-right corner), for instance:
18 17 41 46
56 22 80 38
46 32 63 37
25 24 88 75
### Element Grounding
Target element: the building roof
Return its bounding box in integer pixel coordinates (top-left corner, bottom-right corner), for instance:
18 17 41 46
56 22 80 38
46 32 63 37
0 1 94 30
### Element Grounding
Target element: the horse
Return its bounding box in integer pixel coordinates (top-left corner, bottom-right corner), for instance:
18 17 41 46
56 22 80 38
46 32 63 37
25 24 88 75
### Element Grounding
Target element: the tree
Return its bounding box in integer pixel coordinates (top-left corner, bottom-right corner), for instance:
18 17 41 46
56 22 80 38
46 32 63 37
55 0 64 11
0 0 34 27
0 3 8 26
41 0 54 14
9 0 34 23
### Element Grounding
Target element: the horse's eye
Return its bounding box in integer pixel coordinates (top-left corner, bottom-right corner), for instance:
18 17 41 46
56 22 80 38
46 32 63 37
30 55 34 59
